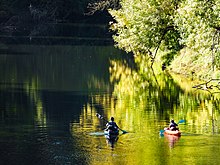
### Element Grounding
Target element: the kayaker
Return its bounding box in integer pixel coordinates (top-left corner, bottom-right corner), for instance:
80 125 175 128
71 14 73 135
169 119 179 131
106 117 119 132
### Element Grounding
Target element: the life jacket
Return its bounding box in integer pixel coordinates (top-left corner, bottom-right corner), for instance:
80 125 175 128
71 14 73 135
107 121 118 131
169 122 178 130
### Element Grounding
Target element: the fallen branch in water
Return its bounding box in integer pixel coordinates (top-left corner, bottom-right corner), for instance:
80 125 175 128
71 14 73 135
192 79 220 92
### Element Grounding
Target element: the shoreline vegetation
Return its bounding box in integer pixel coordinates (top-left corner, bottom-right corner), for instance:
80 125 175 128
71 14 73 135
87 0 220 82
1 0 219 82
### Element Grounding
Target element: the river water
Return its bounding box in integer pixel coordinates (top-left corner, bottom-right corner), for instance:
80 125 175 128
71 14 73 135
0 24 220 165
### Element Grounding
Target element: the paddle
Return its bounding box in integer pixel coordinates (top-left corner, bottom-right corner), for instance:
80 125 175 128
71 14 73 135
177 119 186 124
96 113 128 134
159 119 186 134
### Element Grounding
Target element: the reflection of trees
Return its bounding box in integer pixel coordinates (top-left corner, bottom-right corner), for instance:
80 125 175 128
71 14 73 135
0 44 122 91
0 43 127 164
171 74 220 134
109 57 220 135
0 42 129 136
71 94 118 132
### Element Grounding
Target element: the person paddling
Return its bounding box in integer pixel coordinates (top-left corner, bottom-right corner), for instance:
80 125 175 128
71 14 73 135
169 119 179 131
106 117 119 134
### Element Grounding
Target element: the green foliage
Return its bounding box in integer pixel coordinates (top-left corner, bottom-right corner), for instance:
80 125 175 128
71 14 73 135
174 0 215 51
161 50 177 66
215 51 220 68
109 0 181 60
86 0 121 15
171 0 220 79
108 0 220 78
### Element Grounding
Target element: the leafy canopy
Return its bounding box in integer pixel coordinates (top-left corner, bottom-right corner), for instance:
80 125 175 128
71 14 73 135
108 0 220 71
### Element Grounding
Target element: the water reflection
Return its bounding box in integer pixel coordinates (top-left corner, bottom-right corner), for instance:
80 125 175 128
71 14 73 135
109 57 220 135
164 134 181 148
0 40 128 164
105 134 119 148
1 37 220 164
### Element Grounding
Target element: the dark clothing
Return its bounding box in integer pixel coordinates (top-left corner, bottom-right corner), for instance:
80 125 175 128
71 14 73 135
106 121 118 131
169 121 178 131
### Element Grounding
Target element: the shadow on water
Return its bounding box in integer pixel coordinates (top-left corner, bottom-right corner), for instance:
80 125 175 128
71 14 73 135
0 85 91 164
0 23 114 46
0 25 131 164
1 23 220 164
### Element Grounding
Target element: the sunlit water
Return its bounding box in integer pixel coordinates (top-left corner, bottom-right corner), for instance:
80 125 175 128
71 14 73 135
0 36 220 165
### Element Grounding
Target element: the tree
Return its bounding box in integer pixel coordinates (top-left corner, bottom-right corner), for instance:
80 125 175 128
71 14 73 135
109 0 182 66
174 0 220 69
108 0 220 74
86 0 121 15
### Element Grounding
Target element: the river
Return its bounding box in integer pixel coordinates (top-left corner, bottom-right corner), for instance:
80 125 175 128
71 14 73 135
0 24 220 165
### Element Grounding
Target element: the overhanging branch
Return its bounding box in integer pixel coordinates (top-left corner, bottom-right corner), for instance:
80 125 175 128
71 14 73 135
85 0 121 15
150 26 175 68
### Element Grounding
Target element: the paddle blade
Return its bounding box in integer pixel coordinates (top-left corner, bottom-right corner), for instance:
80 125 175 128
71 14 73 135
96 113 103 119
89 132 105 136
178 119 186 124
160 130 165 134
118 127 128 134
121 129 128 134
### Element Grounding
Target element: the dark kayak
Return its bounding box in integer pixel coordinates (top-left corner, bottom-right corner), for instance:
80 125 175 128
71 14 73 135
104 129 119 147
104 129 119 136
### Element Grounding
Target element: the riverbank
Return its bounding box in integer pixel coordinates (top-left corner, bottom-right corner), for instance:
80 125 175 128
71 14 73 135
166 47 220 81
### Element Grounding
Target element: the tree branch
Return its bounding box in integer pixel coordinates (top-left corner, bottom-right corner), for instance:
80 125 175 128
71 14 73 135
151 26 175 68
85 0 121 15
